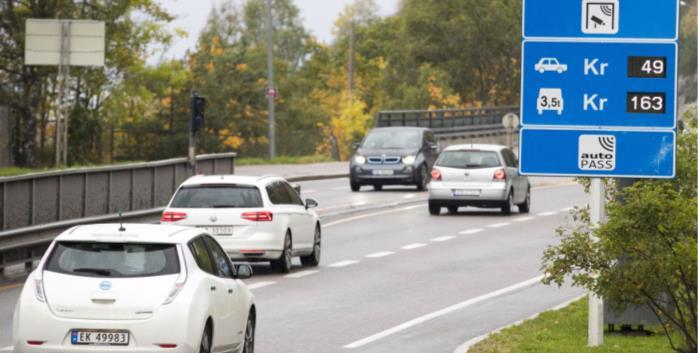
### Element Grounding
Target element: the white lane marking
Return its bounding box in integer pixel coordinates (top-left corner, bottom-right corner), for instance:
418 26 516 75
324 205 422 228
1 346 12 351
537 211 558 217
284 270 320 279
352 201 367 207
403 194 417 199
343 275 545 349
332 186 347 190
513 216 535 222
488 222 510 228
247 281 276 290
560 207 574 212
365 251 395 258
459 228 484 235
430 235 456 242
329 260 360 268
401 243 427 250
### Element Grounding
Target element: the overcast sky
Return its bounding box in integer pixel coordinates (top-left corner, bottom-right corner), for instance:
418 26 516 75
155 0 399 61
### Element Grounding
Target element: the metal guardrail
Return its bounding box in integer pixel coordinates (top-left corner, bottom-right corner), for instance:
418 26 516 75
0 153 236 277
376 106 519 137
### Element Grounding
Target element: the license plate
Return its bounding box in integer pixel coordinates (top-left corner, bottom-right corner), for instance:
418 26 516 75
453 189 480 196
71 330 129 346
372 170 394 176
200 226 234 236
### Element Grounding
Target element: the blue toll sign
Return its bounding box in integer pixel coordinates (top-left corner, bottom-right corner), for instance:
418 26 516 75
521 41 677 129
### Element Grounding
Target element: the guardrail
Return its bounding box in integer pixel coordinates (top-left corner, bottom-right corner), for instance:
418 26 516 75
0 153 236 277
376 106 519 137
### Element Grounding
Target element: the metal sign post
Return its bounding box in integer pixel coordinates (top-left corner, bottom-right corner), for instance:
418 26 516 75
520 0 680 347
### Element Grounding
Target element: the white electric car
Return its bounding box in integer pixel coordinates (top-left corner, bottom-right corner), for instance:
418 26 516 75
161 175 321 273
13 223 256 353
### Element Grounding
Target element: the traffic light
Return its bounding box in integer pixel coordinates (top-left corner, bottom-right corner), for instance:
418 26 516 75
190 95 206 134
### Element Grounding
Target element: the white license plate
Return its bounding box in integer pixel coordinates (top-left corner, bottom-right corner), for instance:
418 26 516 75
453 189 480 196
200 226 234 236
71 330 129 346
372 170 394 176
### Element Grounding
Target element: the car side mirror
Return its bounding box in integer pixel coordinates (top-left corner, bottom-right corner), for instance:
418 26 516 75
235 264 253 280
305 198 319 210
291 183 301 195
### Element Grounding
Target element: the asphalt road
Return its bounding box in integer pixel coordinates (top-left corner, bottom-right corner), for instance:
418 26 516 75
0 178 586 353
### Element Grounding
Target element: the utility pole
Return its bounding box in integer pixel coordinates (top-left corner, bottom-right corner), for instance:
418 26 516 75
56 21 72 166
348 20 355 98
265 0 276 159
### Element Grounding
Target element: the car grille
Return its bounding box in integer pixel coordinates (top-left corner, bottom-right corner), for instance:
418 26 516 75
367 156 401 165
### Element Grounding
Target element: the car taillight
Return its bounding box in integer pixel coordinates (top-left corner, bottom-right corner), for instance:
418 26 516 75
161 211 187 222
241 211 273 222
431 168 442 181
157 344 178 348
33 272 46 302
493 169 507 181
27 341 45 346
163 246 187 305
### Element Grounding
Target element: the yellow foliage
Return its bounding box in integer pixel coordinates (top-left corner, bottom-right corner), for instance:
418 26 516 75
223 135 244 149
205 61 214 73
236 63 248 72
427 76 461 110
324 92 373 160
211 47 224 57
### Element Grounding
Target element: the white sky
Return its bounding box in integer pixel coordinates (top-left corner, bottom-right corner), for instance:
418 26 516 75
154 0 399 61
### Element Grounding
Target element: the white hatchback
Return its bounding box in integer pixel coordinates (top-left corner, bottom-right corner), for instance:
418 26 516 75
13 223 256 353
161 175 321 273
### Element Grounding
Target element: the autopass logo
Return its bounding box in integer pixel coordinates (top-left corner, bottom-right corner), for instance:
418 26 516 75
578 135 616 171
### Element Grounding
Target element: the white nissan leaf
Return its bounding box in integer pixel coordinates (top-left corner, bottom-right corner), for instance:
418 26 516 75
13 223 256 353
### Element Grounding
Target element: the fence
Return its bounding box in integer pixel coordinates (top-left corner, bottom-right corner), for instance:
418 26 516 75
376 106 519 136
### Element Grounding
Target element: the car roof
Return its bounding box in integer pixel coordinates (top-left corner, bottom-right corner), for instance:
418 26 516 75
179 174 282 187
443 144 508 152
56 223 204 244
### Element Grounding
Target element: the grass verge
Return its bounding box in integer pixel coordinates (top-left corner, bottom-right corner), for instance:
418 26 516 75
235 155 335 166
468 297 674 353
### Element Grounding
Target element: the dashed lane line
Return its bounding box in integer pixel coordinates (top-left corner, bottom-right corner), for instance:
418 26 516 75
488 223 510 228
403 194 417 199
560 207 574 212
513 216 535 222
1 346 12 351
284 270 320 279
365 251 395 259
329 260 360 268
324 205 422 228
401 243 427 250
537 211 558 217
246 281 276 290
430 235 456 242
343 275 545 349
459 228 484 235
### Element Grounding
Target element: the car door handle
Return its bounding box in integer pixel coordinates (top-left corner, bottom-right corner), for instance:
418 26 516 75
210 286 217 292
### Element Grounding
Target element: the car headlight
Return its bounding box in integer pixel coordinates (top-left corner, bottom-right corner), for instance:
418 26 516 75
402 155 416 165
354 155 366 164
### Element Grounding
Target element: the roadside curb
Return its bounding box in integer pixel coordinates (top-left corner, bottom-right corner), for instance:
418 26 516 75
287 173 349 183
453 294 587 353
319 197 428 222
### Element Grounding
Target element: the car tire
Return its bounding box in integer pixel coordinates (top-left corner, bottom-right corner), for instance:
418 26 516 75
272 232 292 273
300 225 321 267
518 187 531 213
350 181 361 192
447 206 458 214
199 324 212 353
429 201 441 215
416 166 429 191
373 184 383 191
243 310 255 353
501 191 514 215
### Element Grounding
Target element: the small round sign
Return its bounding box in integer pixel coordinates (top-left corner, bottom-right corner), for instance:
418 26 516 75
266 87 278 99
502 113 520 130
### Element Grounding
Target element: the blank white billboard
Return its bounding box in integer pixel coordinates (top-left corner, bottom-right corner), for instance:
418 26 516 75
25 19 105 67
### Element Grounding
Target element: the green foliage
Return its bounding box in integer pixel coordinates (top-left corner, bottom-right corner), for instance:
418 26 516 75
541 114 698 353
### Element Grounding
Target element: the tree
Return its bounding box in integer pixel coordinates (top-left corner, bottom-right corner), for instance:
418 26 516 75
541 113 698 353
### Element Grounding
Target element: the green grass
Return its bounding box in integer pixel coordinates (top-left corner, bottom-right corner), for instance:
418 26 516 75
235 155 335 166
469 298 675 353
0 167 48 177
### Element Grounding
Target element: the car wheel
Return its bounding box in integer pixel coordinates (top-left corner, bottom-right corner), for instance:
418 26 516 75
199 325 212 353
272 232 292 273
428 201 441 215
501 191 514 215
300 225 321 267
243 311 255 353
350 181 361 192
373 184 383 191
447 206 458 213
416 166 429 191
518 186 531 213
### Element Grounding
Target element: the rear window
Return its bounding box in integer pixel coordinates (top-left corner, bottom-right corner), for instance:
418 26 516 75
45 242 180 278
436 150 502 169
170 185 263 208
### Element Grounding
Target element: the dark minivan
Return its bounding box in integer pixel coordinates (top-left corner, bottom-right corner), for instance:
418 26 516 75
349 127 439 191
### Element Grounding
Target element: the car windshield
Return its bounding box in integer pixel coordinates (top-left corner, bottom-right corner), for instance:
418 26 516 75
45 242 180 278
170 185 263 208
436 150 501 169
361 130 421 149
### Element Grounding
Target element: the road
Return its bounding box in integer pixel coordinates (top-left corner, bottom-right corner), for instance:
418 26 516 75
0 177 586 353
